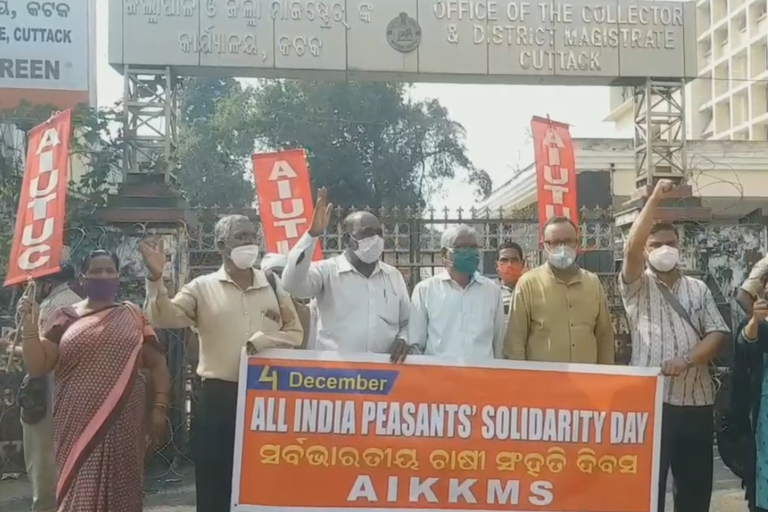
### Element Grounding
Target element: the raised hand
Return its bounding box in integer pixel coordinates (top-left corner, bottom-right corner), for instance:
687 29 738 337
308 187 334 237
754 298 768 322
651 179 676 200
139 238 166 282
17 294 39 332
309 187 333 236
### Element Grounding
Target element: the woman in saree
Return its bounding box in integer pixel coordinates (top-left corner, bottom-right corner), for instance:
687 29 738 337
18 250 172 512
719 272 768 512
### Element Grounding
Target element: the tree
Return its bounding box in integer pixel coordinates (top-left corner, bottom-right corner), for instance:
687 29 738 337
0 102 122 309
176 78 259 208
250 80 492 209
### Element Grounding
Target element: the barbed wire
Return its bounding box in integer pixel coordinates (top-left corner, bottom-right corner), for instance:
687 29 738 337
0 209 758 476
0 78 762 481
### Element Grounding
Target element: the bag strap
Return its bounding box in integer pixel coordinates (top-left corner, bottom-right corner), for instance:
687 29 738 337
263 270 285 327
264 270 278 297
652 278 702 338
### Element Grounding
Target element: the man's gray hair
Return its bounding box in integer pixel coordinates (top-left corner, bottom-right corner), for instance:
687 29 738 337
440 224 478 249
214 214 254 243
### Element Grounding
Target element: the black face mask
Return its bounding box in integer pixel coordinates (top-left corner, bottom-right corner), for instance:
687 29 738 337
36 284 53 302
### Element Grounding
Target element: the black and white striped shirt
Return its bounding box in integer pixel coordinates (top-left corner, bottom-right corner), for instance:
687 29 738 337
619 270 730 406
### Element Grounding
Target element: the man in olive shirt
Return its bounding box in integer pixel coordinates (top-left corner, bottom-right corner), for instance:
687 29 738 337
504 216 614 364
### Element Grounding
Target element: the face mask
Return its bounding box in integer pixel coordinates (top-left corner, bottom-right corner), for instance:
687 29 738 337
497 262 524 284
648 245 679 273
230 245 260 270
449 248 480 275
84 278 119 302
352 235 384 264
36 284 51 302
547 246 576 270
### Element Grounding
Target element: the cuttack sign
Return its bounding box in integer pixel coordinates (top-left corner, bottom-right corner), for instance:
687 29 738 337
252 149 323 260
5 109 72 287
531 116 578 241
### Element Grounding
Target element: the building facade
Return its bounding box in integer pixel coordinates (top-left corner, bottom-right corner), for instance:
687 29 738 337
478 138 768 220
606 0 768 140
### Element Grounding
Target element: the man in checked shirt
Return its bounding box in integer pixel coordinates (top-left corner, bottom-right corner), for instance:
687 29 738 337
19 263 82 512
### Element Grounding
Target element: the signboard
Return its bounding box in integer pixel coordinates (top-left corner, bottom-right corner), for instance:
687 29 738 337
5 109 72 287
109 0 697 86
531 116 578 240
252 149 323 260
232 350 663 512
0 0 96 109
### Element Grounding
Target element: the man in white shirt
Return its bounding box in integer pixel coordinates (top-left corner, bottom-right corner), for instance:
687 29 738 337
260 252 287 277
141 215 302 512
281 188 410 360
408 225 505 359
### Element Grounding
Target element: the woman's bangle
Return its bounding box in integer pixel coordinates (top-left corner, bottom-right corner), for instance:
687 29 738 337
154 403 168 411
21 331 39 340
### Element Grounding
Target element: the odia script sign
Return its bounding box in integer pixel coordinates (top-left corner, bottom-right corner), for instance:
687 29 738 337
5 109 72 287
232 351 662 512
110 0 696 86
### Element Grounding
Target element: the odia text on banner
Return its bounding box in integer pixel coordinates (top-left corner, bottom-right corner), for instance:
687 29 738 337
232 351 662 512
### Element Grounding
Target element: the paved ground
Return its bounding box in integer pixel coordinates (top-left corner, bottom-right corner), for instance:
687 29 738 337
0 448 750 511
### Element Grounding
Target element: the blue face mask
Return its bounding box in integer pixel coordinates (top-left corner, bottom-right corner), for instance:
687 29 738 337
449 248 480 275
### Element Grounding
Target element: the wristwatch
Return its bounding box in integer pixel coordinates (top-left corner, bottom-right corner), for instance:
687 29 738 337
682 354 693 367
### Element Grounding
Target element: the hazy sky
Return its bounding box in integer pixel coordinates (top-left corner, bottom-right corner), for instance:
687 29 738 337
96 4 626 210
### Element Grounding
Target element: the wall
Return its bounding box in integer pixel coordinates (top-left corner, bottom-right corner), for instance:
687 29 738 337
687 223 767 298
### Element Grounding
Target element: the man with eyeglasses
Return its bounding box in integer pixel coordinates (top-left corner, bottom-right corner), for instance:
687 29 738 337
504 216 614 364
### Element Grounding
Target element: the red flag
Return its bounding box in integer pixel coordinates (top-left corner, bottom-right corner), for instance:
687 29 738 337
531 116 579 242
252 149 322 260
5 109 73 287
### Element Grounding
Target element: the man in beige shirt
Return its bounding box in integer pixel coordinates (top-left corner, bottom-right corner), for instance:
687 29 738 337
141 215 302 512
504 216 614 364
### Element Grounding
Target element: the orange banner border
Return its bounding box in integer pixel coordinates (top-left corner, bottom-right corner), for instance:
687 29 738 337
231 351 664 512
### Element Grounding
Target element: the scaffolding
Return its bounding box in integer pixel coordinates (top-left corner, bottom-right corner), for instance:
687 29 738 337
633 79 688 188
122 66 180 184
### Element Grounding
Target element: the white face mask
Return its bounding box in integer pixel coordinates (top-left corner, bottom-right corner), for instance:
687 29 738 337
353 235 384 264
547 246 576 269
648 245 679 273
230 245 260 270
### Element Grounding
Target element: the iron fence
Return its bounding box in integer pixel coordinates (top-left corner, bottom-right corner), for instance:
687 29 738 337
0 206 761 475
